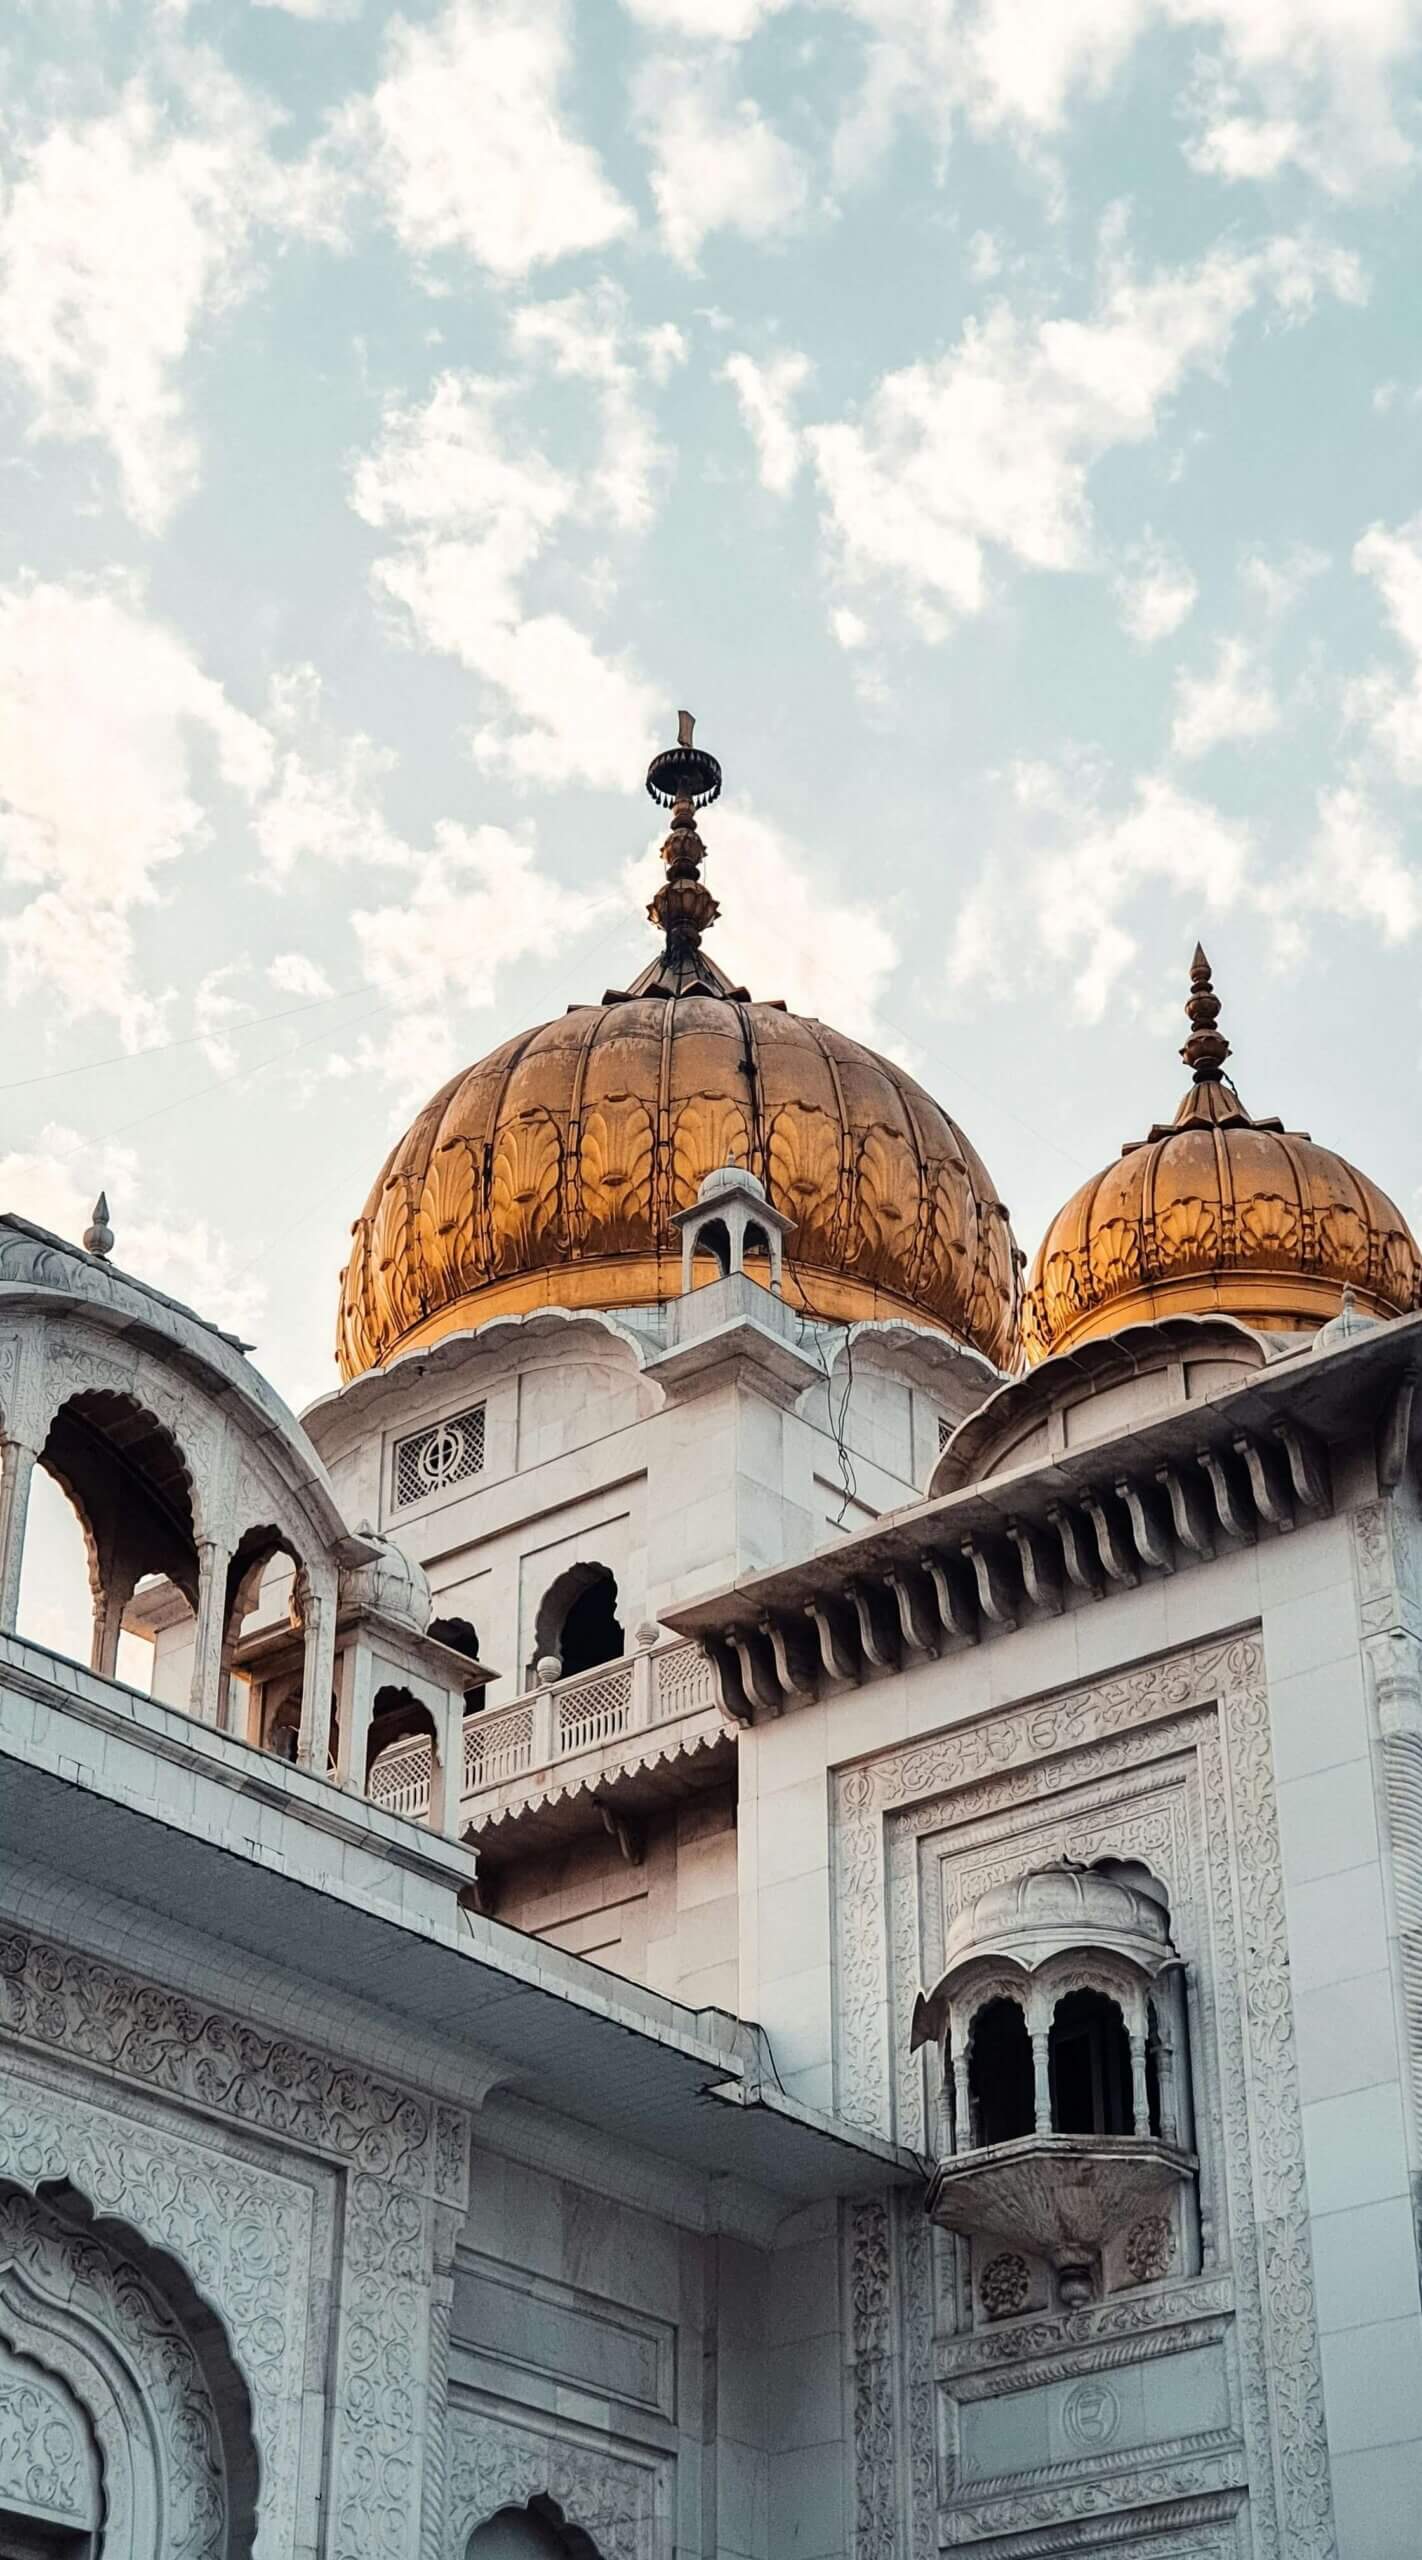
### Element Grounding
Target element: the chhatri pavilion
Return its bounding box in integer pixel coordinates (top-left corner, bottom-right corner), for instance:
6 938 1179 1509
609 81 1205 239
0 717 1419 2560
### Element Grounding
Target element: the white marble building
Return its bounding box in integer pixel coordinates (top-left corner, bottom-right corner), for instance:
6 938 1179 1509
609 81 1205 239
2 734 1421 2559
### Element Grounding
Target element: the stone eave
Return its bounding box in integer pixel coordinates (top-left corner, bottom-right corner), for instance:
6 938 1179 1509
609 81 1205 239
0 1630 920 2205
660 1309 1422 1719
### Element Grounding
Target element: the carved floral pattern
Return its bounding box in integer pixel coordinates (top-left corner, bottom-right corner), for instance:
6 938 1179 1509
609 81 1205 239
980 2253 1031 2319
835 1634 1335 2560
1124 2216 1174 2285
447 2405 658 2560
0 2188 225 2557
0 1932 464 2199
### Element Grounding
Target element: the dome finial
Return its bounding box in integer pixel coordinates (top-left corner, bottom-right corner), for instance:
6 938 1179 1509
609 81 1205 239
1180 943 1231 1084
644 710 724 970
83 1191 114 1259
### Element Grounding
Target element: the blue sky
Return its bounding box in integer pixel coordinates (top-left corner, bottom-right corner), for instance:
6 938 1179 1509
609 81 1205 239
4 0 1422 1437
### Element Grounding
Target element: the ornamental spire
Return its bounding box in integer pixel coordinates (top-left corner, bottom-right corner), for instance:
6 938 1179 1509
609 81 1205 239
645 710 723 969
1180 943 1231 1084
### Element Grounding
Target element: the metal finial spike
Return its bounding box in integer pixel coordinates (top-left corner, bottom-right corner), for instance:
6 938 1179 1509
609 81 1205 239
1180 945 1230 1084
677 708 695 749
83 1191 114 1259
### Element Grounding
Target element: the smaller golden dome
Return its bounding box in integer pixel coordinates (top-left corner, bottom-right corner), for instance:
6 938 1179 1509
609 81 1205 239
1024 948 1422 1363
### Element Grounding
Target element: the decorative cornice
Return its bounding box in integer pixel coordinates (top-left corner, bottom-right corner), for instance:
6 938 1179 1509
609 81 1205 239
665 1312 1422 1720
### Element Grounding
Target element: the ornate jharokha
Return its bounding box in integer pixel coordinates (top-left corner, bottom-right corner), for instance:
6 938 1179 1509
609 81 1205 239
913 1862 1196 2306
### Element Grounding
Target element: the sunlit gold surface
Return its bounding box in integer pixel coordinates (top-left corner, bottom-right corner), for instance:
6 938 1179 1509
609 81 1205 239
337 996 1021 1379
1025 1012 1422 1364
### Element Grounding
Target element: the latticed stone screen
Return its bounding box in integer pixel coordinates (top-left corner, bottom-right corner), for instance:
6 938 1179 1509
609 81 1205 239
393 1404 486 1507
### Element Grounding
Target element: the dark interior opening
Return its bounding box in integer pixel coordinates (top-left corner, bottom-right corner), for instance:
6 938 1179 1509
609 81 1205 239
1049 1989 1133 2135
967 1998 1035 2146
558 1573 624 1678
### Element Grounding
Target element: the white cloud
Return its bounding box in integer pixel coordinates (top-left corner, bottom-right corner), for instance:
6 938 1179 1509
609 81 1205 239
1350 515 1422 779
831 607 869 649
1280 783 1422 947
364 0 631 279
513 286 682 533
351 821 613 1101
1239 543 1328 619
829 0 1422 191
635 57 808 266
807 234 1359 627
1170 635 1280 758
352 371 661 788
0 53 337 532
623 800 901 1049
722 349 812 494
0 1121 266 1338
269 951 335 997
253 0 361 16
0 575 271 1036
619 0 786 33
1114 537 1198 644
947 764 1252 1020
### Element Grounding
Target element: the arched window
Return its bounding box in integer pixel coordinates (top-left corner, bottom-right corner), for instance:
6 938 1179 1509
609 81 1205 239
467 2499 599 2560
1049 1989 1133 2136
429 1614 480 1662
19 1389 200 1682
967 1998 1035 2147
533 1563 623 1680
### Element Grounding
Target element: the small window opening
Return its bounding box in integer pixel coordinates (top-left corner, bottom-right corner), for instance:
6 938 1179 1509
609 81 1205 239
693 1216 732 1278
967 1997 1035 2146
1049 1989 1133 2135
559 1573 623 1677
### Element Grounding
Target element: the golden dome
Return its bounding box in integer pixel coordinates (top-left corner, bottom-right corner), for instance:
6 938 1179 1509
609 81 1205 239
337 720 1021 1381
1024 948 1422 1364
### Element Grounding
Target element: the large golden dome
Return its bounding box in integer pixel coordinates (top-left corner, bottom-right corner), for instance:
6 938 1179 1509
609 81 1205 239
337 722 1021 1381
1024 948 1422 1363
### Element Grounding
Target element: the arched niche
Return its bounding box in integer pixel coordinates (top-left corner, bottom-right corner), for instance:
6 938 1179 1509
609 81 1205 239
532 1563 623 1680
0 2178 259 2558
18 1389 201 1680
467 2496 601 2560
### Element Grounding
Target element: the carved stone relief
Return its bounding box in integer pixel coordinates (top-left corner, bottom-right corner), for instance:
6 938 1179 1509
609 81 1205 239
0 2053 309 2558
0 2186 227 2556
447 2401 662 2560
835 1635 1334 2560
0 2339 98 2530
0 1929 466 2201
0 1925 474 2560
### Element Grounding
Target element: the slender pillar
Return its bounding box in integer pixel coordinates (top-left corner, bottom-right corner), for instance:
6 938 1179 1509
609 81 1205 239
433 1693 463 1837
91 1575 133 1681
952 2052 972 2152
188 1538 232 1726
1031 2028 1052 2134
297 1575 337 1773
1129 2030 1151 2137
334 1640 374 1796
0 1439 38 1633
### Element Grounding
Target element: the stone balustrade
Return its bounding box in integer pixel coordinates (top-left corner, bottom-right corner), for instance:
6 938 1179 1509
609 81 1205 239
367 1638 720 1821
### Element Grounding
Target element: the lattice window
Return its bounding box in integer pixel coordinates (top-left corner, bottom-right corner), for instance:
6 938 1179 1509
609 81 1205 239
938 1414 952 1451
393 1404 486 1507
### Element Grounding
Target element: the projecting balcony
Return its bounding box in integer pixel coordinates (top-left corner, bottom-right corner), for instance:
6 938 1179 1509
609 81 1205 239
367 1636 733 1865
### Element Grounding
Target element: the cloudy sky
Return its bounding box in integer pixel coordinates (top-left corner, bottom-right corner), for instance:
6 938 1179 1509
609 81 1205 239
5 0 1422 1467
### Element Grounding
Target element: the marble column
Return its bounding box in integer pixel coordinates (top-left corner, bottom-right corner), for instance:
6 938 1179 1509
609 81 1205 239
0 1438 38 1633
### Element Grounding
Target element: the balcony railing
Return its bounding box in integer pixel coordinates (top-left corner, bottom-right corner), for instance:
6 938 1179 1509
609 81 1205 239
366 1639 718 1816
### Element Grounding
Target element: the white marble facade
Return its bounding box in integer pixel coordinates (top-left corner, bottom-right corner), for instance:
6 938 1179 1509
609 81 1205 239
1 1207 1421 2560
